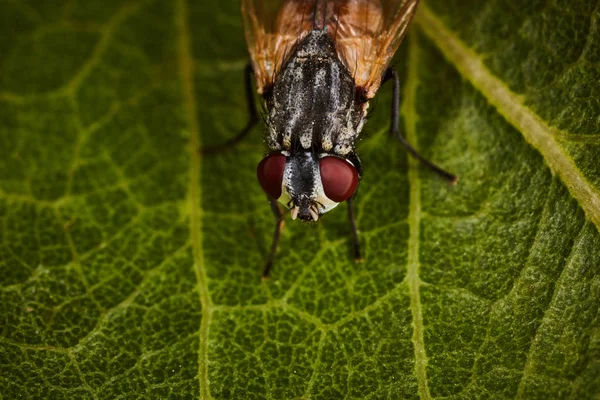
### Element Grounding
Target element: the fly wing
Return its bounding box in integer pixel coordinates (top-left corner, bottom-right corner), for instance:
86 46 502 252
241 1 417 97
241 0 318 94
325 0 419 98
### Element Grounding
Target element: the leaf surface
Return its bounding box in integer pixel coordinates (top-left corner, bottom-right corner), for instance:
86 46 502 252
0 0 598 399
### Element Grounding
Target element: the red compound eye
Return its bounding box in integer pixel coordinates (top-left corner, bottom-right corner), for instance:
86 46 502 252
257 153 286 199
319 157 359 202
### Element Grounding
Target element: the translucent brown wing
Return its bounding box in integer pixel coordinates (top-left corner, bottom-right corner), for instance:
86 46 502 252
241 0 318 94
241 0 418 97
325 0 419 99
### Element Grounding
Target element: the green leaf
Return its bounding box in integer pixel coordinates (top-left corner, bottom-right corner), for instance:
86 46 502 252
0 0 598 398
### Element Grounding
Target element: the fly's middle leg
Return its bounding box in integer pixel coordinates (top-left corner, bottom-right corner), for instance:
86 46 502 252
200 63 259 155
383 67 458 184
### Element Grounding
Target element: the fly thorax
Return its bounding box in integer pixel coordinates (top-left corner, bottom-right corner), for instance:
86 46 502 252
265 29 364 156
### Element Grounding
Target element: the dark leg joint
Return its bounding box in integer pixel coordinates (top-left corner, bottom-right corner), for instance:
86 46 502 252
385 67 458 184
200 63 258 155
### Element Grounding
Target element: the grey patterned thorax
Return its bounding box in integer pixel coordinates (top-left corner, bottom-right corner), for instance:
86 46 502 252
264 29 367 157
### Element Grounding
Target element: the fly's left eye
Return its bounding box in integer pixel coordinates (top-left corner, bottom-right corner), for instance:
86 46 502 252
319 157 359 202
257 153 286 199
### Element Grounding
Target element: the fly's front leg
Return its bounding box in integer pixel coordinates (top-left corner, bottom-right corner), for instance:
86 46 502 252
383 67 458 184
201 62 259 154
347 196 362 262
262 197 285 278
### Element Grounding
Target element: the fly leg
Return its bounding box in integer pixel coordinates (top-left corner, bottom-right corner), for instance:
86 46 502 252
383 67 458 184
347 195 362 262
262 197 285 278
201 63 258 154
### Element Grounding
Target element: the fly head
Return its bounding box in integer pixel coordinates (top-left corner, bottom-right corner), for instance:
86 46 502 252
257 150 360 221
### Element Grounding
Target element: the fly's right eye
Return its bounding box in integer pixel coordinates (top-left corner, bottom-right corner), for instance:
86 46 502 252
319 156 359 202
256 153 286 199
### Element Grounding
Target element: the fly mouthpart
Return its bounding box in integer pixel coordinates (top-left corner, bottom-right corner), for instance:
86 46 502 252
309 205 319 221
296 204 319 222
291 206 299 220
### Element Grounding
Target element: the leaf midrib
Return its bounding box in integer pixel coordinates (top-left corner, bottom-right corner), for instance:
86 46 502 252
402 35 433 399
417 4 600 232
175 0 212 399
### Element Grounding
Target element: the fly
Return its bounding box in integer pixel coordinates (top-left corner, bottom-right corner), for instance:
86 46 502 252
207 0 457 276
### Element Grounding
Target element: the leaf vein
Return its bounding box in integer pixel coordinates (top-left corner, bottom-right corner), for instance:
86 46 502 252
515 219 589 397
459 176 557 395
403 34 432 400
175 0 212 399
417 5 600 232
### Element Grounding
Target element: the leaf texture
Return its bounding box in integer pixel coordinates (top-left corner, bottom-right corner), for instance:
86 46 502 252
0 0 598 399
